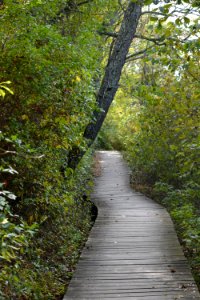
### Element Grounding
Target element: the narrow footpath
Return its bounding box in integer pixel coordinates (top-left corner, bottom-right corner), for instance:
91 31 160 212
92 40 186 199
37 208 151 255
64 151 200 300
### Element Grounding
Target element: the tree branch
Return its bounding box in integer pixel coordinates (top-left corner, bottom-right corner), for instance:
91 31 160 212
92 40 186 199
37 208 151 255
126 45 155 61
0 148 45 159
141 11 167 16
77 0 94 6
126 54 146 62
97 30 118 38
134 34 166 46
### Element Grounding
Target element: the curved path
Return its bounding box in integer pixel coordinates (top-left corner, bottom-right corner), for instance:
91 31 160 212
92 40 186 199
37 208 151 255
64 151 200 300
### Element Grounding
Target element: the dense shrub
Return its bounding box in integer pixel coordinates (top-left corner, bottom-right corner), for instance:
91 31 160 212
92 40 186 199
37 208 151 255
0 0 115 298
99 33 200 286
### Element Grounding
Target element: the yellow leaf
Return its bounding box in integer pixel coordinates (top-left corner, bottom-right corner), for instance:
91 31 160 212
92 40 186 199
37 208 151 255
21 114 29 120
76 76 81 82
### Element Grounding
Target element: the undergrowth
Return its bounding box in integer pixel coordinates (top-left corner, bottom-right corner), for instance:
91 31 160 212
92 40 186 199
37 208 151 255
0 151 97 300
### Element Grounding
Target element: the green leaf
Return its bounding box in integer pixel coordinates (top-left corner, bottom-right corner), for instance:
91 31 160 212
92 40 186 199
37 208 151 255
150 16 158 22
144 0 153 4
0 81 12 85
184 17 190 25
0 85 14 95
157 21 163 30
175 18 182 26
7 193 17 200
0 90 6 98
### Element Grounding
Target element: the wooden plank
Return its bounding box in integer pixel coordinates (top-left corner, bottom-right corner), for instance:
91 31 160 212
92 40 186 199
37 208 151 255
65 290 200 299
63 151 200 300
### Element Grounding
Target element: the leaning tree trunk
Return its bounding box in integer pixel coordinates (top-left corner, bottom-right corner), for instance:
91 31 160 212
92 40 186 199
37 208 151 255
68 0 142 169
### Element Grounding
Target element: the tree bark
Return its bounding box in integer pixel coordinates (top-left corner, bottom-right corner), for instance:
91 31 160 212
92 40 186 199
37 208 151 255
68 0 142 169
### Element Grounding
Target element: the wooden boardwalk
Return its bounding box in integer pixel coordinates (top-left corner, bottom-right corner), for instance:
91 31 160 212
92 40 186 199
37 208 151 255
64 151 200 300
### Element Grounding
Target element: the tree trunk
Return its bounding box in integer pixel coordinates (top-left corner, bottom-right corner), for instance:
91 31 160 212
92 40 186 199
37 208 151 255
68 1 142 169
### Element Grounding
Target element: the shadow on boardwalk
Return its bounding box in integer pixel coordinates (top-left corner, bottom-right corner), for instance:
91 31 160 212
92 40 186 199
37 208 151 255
64 151 200 300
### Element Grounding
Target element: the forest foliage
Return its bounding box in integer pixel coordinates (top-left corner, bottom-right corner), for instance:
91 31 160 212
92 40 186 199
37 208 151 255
99 1 200 284
0 0 118 298
0 0 200 298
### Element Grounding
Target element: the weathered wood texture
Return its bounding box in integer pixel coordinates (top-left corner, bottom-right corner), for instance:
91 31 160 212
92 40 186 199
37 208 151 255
64 151 200 300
